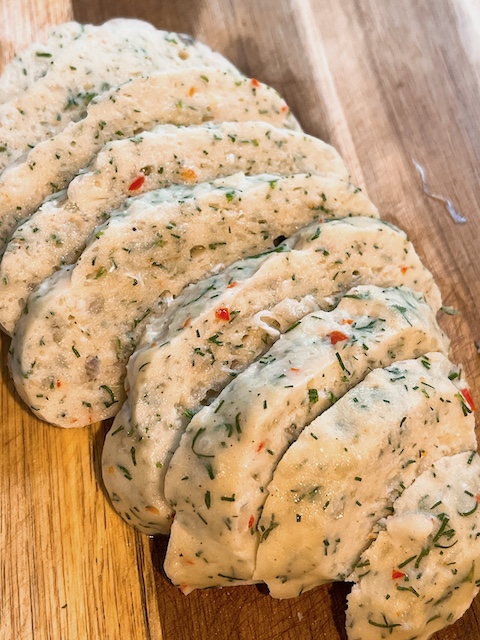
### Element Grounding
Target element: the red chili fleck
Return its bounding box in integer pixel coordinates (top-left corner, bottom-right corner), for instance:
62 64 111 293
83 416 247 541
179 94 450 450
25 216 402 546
227 281 238 288
56 380 61 388
392 569 406 580
248 515 255 529
183 317 191 328
280 104 289 113
341 318 354 325
461 387 476 411
251 78 260 88
290 367 301 373
257 441 266 453
476 494 480 504
128 175 146 191
330 330 348 345
180 167 197 181
400 266 409 274
215 307 230 321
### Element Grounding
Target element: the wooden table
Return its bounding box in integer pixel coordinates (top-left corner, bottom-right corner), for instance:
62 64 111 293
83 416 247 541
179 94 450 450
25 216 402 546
1 1 479 638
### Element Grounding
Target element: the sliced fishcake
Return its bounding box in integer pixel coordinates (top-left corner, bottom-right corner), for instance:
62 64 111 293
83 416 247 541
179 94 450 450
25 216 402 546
0 121 347 334
347 450 480 640
0 22 84 103
0 18 237 170
103 217 442 535
164 292 450 593
254 353 476 598
0 67 296 251
17 210 429 430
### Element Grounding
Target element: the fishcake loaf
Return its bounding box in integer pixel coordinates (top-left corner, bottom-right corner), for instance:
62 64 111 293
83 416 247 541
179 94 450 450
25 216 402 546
0 22 84 103
103 216 443 535
347 451 480 640
163 287 450 593
254 353 477 598
0 18 238 171
0 67 297 252
0 121 348 334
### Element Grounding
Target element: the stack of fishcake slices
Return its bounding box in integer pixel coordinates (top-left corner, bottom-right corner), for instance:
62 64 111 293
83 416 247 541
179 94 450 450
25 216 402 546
1 19 477 640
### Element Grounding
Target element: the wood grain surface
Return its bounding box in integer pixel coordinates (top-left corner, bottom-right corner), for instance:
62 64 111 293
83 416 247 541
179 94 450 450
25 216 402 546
1 1 479 639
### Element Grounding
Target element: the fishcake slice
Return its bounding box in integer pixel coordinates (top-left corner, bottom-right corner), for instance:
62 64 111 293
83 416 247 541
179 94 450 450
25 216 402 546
163 289 450 593
103 217 442 535
0 22 84 103
0 18 238 170
346 450 480 640
254 353 476 598
0 121 347 334
0 67 296 251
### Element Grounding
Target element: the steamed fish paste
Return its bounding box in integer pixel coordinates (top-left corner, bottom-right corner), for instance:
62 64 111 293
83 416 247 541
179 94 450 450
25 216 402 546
347 451 480 640
0 67 296 253
102 215 442 534
254 353 476 598
0 120 347 334
164 297 451 593
0 18 237 171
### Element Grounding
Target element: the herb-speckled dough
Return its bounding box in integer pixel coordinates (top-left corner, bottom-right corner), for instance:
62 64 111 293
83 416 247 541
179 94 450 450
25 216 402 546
254 353 476 598
0 121 347 335
163 290 451 593
0 67 297 253
0 22 84 104
0 18 238 171
346 451 480 640
103 217 443 535
8 179 375 427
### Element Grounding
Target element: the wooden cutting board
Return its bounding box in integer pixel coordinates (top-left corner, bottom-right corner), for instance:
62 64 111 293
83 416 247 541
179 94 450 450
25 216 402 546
1 1 479 638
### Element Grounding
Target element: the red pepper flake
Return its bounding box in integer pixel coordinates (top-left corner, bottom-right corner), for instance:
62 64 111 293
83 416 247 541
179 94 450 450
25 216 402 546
248 515 255 529
475 494 480 504
330 330 348 345
227 281 238 288
183 317 191 328
461 387 476 411
280 104 289 113
188 86 196 97
392 569 406 580
251 78 260 88
341 318 354 325
56 380 62 387
180 167 198 182
184 558 195 565
257 441 266 453
128 175 146 191
290 367 301 373
400 266 409 274
215 307 230 322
